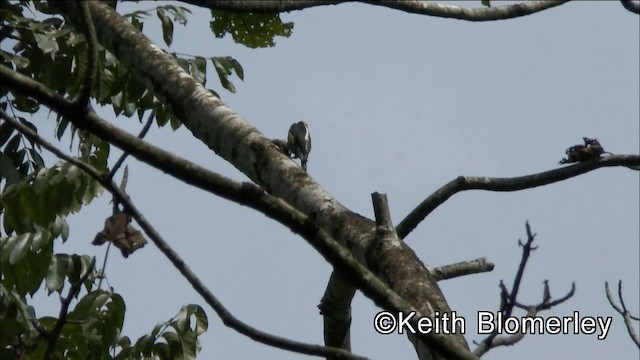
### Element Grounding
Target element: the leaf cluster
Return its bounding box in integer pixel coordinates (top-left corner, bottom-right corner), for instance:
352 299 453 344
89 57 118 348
210 10 293 48
0 2 284 359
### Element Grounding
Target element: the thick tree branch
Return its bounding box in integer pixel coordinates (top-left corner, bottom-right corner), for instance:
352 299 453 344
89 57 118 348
318 272 356 356
369 193 470 359
181 0 570 21
20 3 475 357
396 156 640 239
0 71 475 358
362 0 570 21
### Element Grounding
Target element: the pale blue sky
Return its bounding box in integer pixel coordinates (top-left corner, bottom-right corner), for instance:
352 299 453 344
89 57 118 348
26 1 639 359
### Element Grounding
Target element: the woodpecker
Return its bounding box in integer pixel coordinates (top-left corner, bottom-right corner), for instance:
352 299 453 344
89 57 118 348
287 121 311 171
559 137 606 164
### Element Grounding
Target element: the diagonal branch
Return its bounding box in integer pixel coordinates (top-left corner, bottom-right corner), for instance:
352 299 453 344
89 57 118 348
3 102 478 359
396 157 640 239
182 0 570 21
2 104 478 359
106 111 154 182
1 110 368 360
2 24 476 358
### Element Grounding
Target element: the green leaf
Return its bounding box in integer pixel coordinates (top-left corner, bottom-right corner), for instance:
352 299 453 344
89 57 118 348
69 291 110 322
0 49 30 68
175 55 189 72
190 305 208 336
190 57 206 85
0 118 15 146
46 253 70 294
107 294 126 332
212 56 244 93
2 160 103 236
229 57 244 80
55 116 70 140
170 114 182 130
0 235 18 265
157 8 174 47
34 32 59 58
9 233 32 264
5 133 22 154
30 229 49 251
131 15 143 32
0 152 19 187
28 147 45 170
174 305 189 333
482 0 491 7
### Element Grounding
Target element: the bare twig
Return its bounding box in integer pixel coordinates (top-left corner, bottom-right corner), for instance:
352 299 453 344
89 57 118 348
396 158 640 239
107 111 154 182
96 242 112 290
431 258 495 281
45 257 96 360
2 110 368 360
605 281 640 347
182 0 570 21
505 222 537 319
514 282 575 311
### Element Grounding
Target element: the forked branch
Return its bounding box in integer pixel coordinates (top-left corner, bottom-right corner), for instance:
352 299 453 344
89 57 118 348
605 281 640 348
473 223 575 356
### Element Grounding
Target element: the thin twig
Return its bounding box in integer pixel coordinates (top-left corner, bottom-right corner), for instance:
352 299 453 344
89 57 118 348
514 282 575 311
45 257 96 360
107 111 154 181
96 242 112 290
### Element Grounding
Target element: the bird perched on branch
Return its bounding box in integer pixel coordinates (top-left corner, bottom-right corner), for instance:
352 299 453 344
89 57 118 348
559 137 607 164
287 121 311 171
